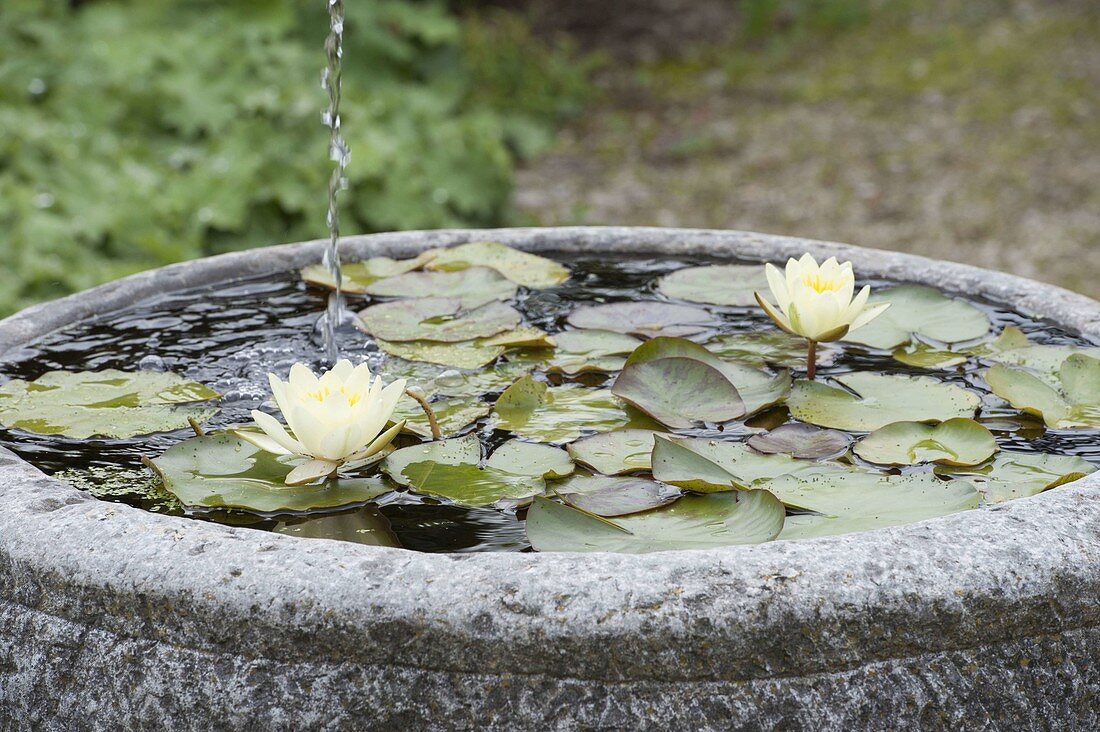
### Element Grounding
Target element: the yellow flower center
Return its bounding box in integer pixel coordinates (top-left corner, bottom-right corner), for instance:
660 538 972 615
802 274 839 293
307 385 363 406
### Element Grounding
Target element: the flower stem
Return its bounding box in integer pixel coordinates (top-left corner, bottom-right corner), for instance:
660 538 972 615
405 388 442 440
806 340 817 381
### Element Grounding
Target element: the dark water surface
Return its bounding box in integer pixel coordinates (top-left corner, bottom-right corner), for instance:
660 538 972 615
1 253 1097 552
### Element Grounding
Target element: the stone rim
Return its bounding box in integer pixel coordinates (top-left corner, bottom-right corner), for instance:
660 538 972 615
0 227 1097 686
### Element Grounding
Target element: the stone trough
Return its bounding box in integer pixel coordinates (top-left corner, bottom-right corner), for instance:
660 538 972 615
0 228 1098 729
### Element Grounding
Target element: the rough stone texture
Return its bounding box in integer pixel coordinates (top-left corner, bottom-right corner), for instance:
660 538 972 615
0 228 1097 730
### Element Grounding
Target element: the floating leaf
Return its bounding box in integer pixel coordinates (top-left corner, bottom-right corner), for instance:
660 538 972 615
746 423 852 460
556 474 680 516
935 451 1096 503
383 434 570 507
274 506 401 548
376 327 552 369
491 376 653 443
774 473 980 540
651 435 854 493
526 489 785 553
0 369 219 439
546 329 642 375
567 429 665 474
656 264 768 306
787 372 980 431
150 434 390 513
566 301 721 339
705 331 838 370
853 418 997 466
382 358 534 399
363 266 517 309
620 337 790 416
300 250 439 293
984 342 1100 384
892 342 969 370
392 395 490 438
985 356 1100 428
844 285 990 350
359 297 520 343
425 241 569 288
611 357 746 428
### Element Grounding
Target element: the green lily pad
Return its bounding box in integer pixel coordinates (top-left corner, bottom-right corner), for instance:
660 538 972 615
383 435 571 507
382 358 535 399
853 418 997 466
787 372 980 431
611 357 746 428
546 329 643 375
621 337 791 416
705 331 839 370
274 506 401 547
299 249 439 293
567 429 665 474
656 264 769 307
566 301 722 339
774 473 981 540
556 474 680 516
527 489 785 553
359 297 521 343
363 266 518 309
0 369 220 439
392 395 490 438
149 434 390 513
746 423 852 460
651 435 855 493
376 327 553 369
491 376 654 443
984 342 1100 384
892 342 969 370
844 285 990 350
935 451 1096 503
985 356 1100 428
425 241 570 288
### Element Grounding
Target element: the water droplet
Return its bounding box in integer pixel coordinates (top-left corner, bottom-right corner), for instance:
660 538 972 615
138 355 166 372
27 78 46 96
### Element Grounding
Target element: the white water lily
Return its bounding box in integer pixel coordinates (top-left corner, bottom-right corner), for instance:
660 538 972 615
238 359 407 486
755 253 889 378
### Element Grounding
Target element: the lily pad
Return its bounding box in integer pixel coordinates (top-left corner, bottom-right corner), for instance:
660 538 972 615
363 266 518 309
656 264 769 307
0 369 220 439
149 434 390 513
844 285 990 350
853 418 997 467
984 341 1100 384
382 358 534 399
891 342 969 370
651 435 855 493
566 301 722 339
705 331 838 370
787 372 980 431
985 356 1100 428
376 327 553 369
392 395 490 438
526 489 785 553
620 337 791 416
383 435 571 507
746 424 852 460
555 474 680 516
934 451 1096 503
546 329 643 375
359 297 520 343
611 357 746 428
774 473 981 540
491 376 654 443
274 506 401 548
567 429 665 474
300 250 439 293
425 241 569 288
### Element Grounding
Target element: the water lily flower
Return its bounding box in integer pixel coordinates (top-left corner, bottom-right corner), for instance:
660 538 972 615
755 253 889 379
238 359 406 485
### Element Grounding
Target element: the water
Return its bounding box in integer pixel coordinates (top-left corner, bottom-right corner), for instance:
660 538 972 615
316 0 353 364
0 253 1097 552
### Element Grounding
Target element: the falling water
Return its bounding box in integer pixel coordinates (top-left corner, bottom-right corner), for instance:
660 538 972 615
317 0 353 364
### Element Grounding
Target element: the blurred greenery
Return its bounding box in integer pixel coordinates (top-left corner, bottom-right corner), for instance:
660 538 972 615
0 0 593 315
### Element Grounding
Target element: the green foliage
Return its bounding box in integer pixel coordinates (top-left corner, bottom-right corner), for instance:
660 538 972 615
0 0 591 315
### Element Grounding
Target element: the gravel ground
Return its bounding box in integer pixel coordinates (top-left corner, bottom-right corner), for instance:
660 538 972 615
513 1 1100 300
